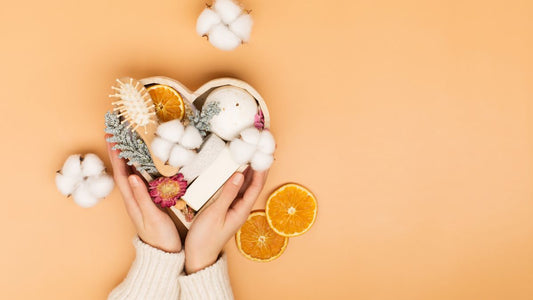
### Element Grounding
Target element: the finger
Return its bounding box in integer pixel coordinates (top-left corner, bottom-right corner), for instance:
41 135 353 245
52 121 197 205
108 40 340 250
106 135 142 224
106 134 130 178
212 172 245 213
227 170 268 224
238 166 253 198
128 175 165 221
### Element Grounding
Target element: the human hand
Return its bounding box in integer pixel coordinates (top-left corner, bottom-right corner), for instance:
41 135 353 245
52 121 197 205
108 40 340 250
184 168 268 274
106 135 182 253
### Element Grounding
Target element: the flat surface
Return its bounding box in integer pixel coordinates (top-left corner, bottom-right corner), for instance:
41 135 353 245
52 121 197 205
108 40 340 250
0 0 532 299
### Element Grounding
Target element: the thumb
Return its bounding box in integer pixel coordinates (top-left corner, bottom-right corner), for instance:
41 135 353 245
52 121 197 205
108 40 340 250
128 175 163 219
212 173 244 212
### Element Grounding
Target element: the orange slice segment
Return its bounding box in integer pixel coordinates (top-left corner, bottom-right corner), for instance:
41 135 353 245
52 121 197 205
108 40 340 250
147 85 185 122
266 183 317 237
236 211 288 262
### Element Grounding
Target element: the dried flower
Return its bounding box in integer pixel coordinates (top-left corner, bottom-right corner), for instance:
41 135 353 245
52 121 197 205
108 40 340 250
149 174 188 208
254 109 264 130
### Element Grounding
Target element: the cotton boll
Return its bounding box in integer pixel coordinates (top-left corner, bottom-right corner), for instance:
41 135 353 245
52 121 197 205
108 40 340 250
208 23 242 51
229 139 256 164
86 174 114 199
196 8 221 36
180 125 203 149
257 130 275 154
229 13 253 42
61 154 82 177
205 86 257 140
240 127 260 145
81 153 105 177
168 145 197 168
156 119 184 143
55 173 80 196
72 182 100 208
151 137 173 163
213 0 242 24
250 151 273 171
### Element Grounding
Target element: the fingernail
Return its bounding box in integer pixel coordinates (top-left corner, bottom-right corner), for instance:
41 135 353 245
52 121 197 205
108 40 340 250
128 175 139 187
232 173 244 185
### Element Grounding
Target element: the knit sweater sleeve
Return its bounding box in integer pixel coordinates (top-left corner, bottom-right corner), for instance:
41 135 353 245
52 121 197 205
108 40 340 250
108 237 185 300
178 253 234 300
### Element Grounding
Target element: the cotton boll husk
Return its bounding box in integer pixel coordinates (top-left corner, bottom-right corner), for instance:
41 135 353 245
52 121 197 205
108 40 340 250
86 174 114 199
55 173 80 196
240 127 260 145
72 182 100 208
61 154 82 177
229 13 253 42
180 125 203 149
151 137 174 163
229 138 256 164
213 0 242 24
257 130 275 154
196 8 221 36
251 151 273 171
204 86 257 140
168 145 197 168
156 120 184 143
81 153 105 177
208 23 242 51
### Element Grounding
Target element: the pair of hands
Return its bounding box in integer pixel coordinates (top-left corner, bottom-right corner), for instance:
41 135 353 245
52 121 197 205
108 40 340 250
106 136 268 274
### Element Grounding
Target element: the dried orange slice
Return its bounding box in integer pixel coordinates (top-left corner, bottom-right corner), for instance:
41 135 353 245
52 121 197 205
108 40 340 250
266 183 317 237
236 211 288 262
147 85 185 122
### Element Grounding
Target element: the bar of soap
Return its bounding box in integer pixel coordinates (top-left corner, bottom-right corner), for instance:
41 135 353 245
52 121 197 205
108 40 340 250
182 146 241 211
180 134 226 183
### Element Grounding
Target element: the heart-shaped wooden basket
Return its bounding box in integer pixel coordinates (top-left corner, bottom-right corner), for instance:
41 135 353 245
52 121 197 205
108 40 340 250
134 76 271 229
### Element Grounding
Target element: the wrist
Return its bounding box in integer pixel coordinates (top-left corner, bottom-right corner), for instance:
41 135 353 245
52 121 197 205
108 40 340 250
184 253 219 274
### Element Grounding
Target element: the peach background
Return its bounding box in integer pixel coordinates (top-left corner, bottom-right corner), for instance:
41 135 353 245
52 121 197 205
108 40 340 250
1 0 532 299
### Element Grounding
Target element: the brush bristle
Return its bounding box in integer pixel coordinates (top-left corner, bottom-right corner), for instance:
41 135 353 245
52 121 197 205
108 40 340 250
110 78 155 133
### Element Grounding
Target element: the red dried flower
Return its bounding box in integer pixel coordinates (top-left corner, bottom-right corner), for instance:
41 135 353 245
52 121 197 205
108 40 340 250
254 109 265 130
149 174 188 208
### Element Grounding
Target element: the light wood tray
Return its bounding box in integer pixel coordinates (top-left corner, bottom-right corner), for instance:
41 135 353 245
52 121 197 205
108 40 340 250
136 76 270 229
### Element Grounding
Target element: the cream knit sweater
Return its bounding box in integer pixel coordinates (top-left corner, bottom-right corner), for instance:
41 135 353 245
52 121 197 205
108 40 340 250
109 237 234 300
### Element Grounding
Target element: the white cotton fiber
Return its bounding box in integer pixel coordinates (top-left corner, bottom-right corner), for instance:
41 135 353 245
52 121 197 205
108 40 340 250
257 130 275 154
180 125 203 149
55 173 79 196
61 154 82 177
56 153 115 208
81 153 105 177
208 24 242 51
156 120 184 143
180 134 225 183
151 137 173 163
229 138 256 164
240 127 260 145
86 174 114 199
72 181 100 208
196 8 221 36
251 151 273 171
213 0 242 24
168 145 197 168
229 13 253 42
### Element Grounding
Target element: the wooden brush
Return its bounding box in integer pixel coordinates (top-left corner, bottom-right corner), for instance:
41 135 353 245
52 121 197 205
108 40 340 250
109 77 156 134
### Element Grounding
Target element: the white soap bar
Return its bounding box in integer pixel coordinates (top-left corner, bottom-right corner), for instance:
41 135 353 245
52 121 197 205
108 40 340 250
182 146 241 211
180 134 226 183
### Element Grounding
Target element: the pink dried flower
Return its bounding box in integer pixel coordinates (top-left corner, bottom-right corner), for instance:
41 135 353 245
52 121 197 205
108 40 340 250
254 109 265 130
149 174 188 208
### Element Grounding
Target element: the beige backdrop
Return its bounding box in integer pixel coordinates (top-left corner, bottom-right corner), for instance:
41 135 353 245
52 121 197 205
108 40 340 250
1 0 532 299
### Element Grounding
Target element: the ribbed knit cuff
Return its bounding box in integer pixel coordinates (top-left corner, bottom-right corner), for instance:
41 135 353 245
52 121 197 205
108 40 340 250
179 253 234 300
108 237 185 300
